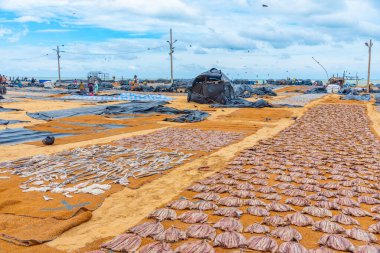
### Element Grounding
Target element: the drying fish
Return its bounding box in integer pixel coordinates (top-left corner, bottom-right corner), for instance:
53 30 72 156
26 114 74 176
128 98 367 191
244 223 270 234
354 186 376 194
186 224 216 240
101 233 141 252
154 226 187 243
314 201 340 210
282 189 307 197
257 186 277 193
355 245 380 253
236 182 255 190
217 197 243 207
346 227 377 242
213 207 243 217
276 175 293 182
213 231 247 249
168 199 194 210
302 206 332 218
318 190 337 198
342 207 372 217
148 208 177 221
139 241 173 253
334 197 360 207
230 190 255 200
246 235 278 252
285 197 311 207
250 178 268 185
308 247 334 253
338 189 358 197
187 184 210 193
331 214 360 225
209 184 231 193
307 194 328 201
261 193 282 200
266 202 294 212
129 221 164 237
213 217 243 232
271 226 302 241
371 205 380 214
318 234 355 252
285 212 314 227
274 183 295 190
174 240 215 253
277 241 308 253
245 199 267 206
247 206 269 216
358 196 380 205
193 192 220 201
312 220 345 234
192 201 218 211
369 222 380 233
263 215 289 227
178 211 208 224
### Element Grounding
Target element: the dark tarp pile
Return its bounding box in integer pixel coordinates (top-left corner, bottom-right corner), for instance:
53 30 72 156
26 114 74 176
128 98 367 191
187 68 236 104
304 87 327 94
188 68 274 109
211 99 273 108
341 93 371 101
0 128 71 145
27 101 210 123
164 110 209 123
0 106 21 112
338 87 359 95
233 85 277 98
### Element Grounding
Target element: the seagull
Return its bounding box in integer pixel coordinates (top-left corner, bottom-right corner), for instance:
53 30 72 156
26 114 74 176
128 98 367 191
262 4 268 7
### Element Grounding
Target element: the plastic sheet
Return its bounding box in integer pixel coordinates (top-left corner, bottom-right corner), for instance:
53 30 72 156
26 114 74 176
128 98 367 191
211 99 273 108
341 94 370 101
0 128 71 145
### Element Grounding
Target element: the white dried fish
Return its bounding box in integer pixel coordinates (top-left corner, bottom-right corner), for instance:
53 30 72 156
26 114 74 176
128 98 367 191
312 220 345 234
318 234 355 252
246 206 269 217
213 217 243 232
213 207 243 217
186 224 216 240
244 223 270 234
174 240 215 253
285 212 314 227
346 227 377 242
148 208 177 221
271 226 302 241
302 206 332 218
278 241 308 253
246 235 278 252
213 231 247 249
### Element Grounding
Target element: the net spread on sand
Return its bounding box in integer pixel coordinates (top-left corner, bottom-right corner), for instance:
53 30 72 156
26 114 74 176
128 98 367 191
94 104 380 252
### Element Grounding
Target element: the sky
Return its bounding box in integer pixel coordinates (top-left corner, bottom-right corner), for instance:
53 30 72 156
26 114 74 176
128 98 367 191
0 0 379 80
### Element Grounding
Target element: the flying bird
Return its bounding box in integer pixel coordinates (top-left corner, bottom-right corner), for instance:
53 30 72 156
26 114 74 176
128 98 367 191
262 4 268 7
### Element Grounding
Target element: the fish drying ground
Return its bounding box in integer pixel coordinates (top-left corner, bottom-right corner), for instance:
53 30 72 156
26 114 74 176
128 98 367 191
92 104 380 253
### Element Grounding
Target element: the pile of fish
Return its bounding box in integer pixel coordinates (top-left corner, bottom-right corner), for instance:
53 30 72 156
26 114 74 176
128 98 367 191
115 128 245 151
91 104 380 252
0 144 192 196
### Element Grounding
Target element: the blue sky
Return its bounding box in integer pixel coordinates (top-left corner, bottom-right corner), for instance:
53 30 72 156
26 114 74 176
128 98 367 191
0 0 379 80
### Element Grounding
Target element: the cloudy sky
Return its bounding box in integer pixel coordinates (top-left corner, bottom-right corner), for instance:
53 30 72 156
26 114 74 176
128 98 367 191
0 0 379 80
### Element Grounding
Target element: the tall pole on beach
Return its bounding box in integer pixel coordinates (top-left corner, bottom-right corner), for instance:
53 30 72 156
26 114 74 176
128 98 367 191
53 45 64 85
365 40 373 93
167 29 177 85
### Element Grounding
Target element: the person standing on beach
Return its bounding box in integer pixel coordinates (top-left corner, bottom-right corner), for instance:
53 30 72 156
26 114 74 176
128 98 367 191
79 80 85 92
94 80 99 95
88 82 94 95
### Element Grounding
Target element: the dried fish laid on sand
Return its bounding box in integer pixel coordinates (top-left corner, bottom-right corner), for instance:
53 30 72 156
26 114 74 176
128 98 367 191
246 206 269 216
153 227 187 243
115 128 245 152
213 217 243 232
129 221 164 238
285 212 314 227
246 235 278 252
331 214 360 225
213 231 247 249
318 234 355 252
148 208 177 221
178 211 208 224
1 145 193 196
101 233 141 252
355 245 380 253
244 223 270 234
271 226 302 242
302 206 332 218
174 240 215 253
263 215 289 227
213 207 243 218
186 224 216 240
168 199 194 210
139 241 173 253
277 241 308 253
345 227 377 242
312 220 345 234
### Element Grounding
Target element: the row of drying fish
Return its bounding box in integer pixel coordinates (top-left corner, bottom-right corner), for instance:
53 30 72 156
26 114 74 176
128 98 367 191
114 128 245 152
89 104 380 252
0 145 192 196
